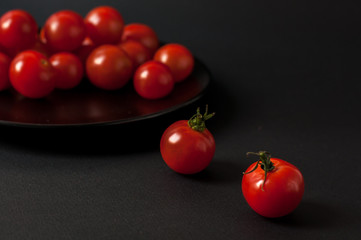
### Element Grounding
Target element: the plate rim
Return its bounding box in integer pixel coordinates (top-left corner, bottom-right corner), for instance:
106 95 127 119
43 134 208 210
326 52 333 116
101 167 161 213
0 57 212 128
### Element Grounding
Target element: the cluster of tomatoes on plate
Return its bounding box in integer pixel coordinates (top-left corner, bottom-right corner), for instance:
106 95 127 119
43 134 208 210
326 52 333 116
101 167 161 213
0 6 194 99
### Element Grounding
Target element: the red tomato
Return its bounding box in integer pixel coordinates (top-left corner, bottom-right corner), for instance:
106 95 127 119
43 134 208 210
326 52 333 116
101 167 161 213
43 10 86 52
0 52 11 91
121 23 159 54
154 43 194 83
86 44 133 90
9 50 55 98
119 40 152 69
242 151 304 218
84 6 124 45
160 106 216 174
49 52 84 89
133 61 174 99
0 10 38 53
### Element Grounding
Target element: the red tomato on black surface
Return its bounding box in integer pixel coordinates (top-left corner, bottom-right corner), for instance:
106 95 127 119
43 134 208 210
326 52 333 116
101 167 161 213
154 43 194 83
84 6 124 45
43 10 86 52
49 52 84 89
160 106 215 174
86 44 133 90
0 9 38 54
133 60 174 100
121 23 159 54
9 50 55 98
242 151 304 218
119 40 152 69
0 52 11 91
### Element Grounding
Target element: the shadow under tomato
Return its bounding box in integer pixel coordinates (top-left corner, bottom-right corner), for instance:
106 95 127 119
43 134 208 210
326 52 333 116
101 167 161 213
175 159 245 185
266 200 360 230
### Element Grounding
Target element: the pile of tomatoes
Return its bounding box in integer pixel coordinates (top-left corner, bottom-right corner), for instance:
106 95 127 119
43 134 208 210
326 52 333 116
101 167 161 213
0 6 195 99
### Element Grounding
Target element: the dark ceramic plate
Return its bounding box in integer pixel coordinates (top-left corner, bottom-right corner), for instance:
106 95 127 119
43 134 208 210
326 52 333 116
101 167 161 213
0 58 210 128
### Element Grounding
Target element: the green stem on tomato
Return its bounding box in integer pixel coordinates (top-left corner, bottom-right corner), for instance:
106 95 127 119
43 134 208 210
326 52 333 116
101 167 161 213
243 151 275 191
188 105 215 132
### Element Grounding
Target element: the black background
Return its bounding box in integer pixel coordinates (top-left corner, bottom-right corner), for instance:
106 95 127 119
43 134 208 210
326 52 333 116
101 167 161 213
0 0 361 239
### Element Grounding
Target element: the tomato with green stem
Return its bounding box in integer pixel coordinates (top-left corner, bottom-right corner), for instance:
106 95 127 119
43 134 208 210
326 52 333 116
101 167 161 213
160 106 216 174
242 151 304 218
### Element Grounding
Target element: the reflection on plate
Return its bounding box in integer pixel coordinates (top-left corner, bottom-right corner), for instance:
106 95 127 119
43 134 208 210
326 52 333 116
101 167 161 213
0 58 210 128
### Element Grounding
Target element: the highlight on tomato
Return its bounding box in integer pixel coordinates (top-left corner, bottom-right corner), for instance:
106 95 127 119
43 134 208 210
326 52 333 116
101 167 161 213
154 43 194 83
160 105 216 174
0 9 38 54
49 52 84 89
121 23 159 55
9 50 55 98
133 60 174 100
86 44 133 90
119 40 152 69
84 6 124 45
241 151 304 218
43 10 86 52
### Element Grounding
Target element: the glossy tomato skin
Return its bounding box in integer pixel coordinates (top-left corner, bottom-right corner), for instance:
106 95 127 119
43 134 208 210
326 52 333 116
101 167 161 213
160 120 215 174
9 50 55 98
0 52 11 91
242 158 304 218
0 10 38 54
121 23 159 54
49 52 84 89
84 6 124 45
119 40 152 69
43 10 86 52
133 61 174 99
86 45 133 90
154 43 194 83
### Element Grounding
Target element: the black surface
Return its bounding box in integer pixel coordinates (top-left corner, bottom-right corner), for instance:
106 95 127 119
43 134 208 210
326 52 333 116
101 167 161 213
0 1 361 239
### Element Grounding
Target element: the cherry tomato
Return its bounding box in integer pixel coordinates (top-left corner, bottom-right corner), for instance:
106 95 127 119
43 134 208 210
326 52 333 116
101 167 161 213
86 44 133 90
49 52 84 89
133 60 174 99
154 43 194 83
121 23 159 54
0 10 38 53
9 50 55 98
242 151 305 218
119 40 152 69
0 52 11 91
160 106 216 174
43 10 86 52
84 6 124 45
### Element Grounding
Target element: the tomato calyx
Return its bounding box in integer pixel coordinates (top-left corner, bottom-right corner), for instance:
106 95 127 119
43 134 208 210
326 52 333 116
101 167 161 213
188 105 215 132
243 151 275 191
